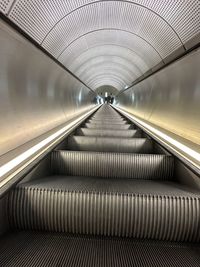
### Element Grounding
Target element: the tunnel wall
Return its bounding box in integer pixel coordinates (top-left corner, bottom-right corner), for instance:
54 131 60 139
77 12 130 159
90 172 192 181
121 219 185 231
0 20 96 156
116 47 200 146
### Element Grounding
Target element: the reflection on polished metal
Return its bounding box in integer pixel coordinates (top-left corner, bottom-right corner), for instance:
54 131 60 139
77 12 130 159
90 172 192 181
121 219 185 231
0 19 96 157
115 48 200 159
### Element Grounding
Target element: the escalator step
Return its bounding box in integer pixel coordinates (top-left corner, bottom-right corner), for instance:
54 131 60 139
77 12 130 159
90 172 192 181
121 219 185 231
87 120 128 125
66 136 152 153
8 177 200 242
89 116 126 120
89 114 126 118
51 151 174 179
84 123 133 129
92 114 122 117
0 231 199 267
76 128 141 138
89 116 125 120
92 116 123 119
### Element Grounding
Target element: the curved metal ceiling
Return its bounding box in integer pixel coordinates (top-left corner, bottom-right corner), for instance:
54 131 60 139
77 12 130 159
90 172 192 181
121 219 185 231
59 29 162 64
68 45 147 89
41 2 183 58
1 0 199 91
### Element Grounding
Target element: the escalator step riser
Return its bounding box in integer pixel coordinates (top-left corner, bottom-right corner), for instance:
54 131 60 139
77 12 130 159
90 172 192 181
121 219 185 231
87 120 128 125
91 115 123 118
91 118 123 121
76 129 141 138
85 123 133 129
91 115 124 119
66 136 152 153
8 188 200 242
89 117 125 120
51 151 174 179
91 113 124 117
86 121 127 128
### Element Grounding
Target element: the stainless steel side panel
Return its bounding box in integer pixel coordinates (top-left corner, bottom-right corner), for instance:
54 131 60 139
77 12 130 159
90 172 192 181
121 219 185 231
0 20 96 156
116 48 200 146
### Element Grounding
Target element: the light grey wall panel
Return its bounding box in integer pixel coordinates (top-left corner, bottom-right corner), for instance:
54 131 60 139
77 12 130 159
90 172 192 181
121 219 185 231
0 19 96 156
116 48 200 146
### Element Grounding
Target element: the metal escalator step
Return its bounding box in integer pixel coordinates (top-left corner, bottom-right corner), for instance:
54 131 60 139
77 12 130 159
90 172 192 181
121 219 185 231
87 122 128 125
84 123 133 129
13 176 200 196
66 136 152 153
8 177 200 242
87 120 128 124
90 116 126 121
92 117 124 120
90 115 124 117
92 115 123 118
0 232 199 267
76 128 141 138
91 114 123 118
51 151 173 179
91 112 123 116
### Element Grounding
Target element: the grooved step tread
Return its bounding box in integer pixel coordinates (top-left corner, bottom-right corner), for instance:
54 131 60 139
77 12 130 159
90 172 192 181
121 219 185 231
87 120 128 125
16 176 200 197
51 151 174 180
88 118 127 124
85 123 133 129
9 177 200 242
66 136 152 153
76 128 141 138
0 231 199 267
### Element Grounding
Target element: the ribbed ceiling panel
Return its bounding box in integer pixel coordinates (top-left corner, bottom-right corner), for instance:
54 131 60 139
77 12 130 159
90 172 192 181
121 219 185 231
0 0 13 13
59 30 161 67
89 76 127 90
94 79 124 88
68 45 146 90
74 56 142 78
0 0 199 91
70 46 147 73
41 2 181 58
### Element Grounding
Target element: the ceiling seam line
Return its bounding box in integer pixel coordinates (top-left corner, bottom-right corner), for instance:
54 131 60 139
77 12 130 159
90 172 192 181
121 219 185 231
68 44 151 72
85 72 134 83
6 0 17 16
39 0 184 46
87 74 128 83
57 28 163 61
72 55 144 77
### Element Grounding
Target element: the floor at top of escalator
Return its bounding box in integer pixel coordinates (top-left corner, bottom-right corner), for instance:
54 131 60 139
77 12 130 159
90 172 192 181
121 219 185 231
0 230 199 267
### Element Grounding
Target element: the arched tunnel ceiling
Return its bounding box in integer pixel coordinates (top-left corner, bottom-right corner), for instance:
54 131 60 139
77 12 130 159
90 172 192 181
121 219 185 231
0 0 199 91
96 85 119 96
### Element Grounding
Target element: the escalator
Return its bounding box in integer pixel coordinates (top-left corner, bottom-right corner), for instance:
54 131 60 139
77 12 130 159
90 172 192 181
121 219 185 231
0 104 199 266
